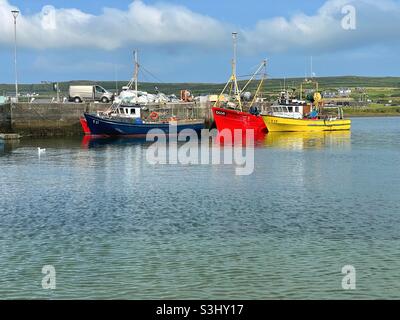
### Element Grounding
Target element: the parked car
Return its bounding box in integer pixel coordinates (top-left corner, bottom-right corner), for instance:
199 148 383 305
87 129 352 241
69 85 113 103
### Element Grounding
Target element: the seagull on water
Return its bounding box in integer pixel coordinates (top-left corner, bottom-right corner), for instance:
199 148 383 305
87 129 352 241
38 147 46 156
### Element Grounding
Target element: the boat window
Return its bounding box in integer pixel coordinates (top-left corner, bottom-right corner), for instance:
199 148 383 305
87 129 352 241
119 108 124 114
295 107 299 112
125 108 129 114
288 107 293 112
131 109 136 114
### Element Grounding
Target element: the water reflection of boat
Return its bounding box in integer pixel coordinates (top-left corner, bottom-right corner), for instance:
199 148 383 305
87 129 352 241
264 131 351 150
81 135 150 149
215 130 266 147
0 139 20 154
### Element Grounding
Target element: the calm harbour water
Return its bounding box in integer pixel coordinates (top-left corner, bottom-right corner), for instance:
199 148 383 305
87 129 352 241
1 117 400 299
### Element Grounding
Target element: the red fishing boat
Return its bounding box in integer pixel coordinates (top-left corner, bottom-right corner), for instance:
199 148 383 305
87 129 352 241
212 107 266 136
211 32 267 135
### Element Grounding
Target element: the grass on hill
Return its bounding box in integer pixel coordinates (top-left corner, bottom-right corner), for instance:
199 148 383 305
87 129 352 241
1 76 400 105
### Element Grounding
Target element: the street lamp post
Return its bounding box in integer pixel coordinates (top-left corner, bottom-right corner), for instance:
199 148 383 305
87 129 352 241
11 10 19 103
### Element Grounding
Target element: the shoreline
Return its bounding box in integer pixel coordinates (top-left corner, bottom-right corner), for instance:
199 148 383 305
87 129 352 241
347 114 400 118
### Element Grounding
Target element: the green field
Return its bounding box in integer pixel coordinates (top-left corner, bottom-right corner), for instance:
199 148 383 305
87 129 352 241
1 75 399 96
1 76 400 115
343 105 400 117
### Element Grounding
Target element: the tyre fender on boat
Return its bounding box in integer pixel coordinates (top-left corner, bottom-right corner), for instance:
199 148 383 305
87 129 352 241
150 112 159 121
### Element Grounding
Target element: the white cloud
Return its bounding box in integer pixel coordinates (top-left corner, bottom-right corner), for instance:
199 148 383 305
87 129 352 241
0 0 400 54
0 0 228 50
241 0 400 54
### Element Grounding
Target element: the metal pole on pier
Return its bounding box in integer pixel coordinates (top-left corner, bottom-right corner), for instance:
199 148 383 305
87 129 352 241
56 82 60 103
11 10 19 103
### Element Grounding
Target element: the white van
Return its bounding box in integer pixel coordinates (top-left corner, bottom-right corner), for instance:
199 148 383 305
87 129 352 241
69 85 113 103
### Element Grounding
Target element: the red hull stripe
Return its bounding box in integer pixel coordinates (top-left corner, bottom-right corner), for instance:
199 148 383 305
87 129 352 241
80 117 91 135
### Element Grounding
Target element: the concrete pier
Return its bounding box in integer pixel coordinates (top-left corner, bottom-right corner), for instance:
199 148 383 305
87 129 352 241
0 102 211 137
0 103 11 133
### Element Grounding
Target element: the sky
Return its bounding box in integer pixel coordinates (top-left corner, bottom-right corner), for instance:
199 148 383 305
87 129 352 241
0 0 400 83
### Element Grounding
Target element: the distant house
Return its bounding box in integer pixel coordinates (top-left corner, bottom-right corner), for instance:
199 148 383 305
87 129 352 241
337 88 352 97
0 96 9 104
322 91 337 98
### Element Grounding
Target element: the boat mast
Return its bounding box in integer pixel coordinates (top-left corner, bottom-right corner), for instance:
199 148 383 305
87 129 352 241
134 50 139 93
232 32 237 95
231 32 242 110
213 32 243 110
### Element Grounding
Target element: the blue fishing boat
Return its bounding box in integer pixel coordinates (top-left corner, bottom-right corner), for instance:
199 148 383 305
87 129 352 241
83 50 204 136
84 104 204 136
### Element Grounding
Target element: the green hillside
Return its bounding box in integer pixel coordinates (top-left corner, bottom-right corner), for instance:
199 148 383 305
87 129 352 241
1 76 400 101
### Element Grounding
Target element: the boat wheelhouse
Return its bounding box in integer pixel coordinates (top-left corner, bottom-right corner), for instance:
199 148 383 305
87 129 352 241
103 104 143 122
268 105 305 119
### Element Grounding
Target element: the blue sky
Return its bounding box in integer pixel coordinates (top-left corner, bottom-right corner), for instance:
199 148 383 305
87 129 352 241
1 0 400 83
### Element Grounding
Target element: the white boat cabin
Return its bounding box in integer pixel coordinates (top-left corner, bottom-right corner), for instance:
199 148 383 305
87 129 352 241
267 105 344 120
109 105 142 119
269 105 305 119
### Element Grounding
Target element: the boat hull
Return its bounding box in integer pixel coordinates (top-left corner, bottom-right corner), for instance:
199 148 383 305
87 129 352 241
262 115 351 132
84 113 205 136
212 107 267 135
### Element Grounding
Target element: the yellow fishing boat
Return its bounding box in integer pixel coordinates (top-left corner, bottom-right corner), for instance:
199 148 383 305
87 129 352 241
262 92 351 132
263 114 351 132
262 86 351 132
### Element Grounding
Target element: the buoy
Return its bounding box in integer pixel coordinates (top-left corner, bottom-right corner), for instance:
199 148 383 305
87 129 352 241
150 112 159 121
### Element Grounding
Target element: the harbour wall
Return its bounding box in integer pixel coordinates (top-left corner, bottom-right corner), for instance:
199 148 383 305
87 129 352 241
0 103 12 133
0 102 212 136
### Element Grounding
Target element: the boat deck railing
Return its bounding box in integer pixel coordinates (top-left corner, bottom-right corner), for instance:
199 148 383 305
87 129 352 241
97 100 206 122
